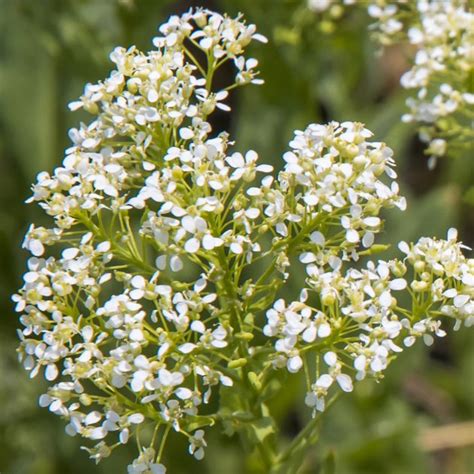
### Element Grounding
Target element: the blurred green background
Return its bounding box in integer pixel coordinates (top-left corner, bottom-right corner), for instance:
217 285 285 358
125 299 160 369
0 1 473 473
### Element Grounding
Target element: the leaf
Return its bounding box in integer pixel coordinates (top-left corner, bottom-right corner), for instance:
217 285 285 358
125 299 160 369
185 415 215 433
248 416 275 444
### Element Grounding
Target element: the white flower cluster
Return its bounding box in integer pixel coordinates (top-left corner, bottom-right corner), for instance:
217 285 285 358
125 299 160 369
306 0 473 165
396 0 474 167
14 8 268 472
265 228 473 414
13 8 473 472
260 122 473 414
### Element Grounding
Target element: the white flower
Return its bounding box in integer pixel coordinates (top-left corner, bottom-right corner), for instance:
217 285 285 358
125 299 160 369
189 430 207 460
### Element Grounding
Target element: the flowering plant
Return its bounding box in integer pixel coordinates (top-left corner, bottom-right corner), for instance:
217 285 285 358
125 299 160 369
13 8 473 473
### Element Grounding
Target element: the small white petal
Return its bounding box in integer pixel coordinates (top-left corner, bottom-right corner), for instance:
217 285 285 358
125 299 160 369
179 343 196 354
316 374 333 389
156 255 167 270
176 387 193 400
170 256 183 272
336 374 353 392
185 238 200 254
128 413 145 424
346 229 359 243
230 242 243 254
179 128 194 140
317 323 331 338
389 279 407 291
85 411 102 425
191 320 206 333
354 355 366 371
363 217 380 227
379 291 392 308
447 228 458 241
120 428 129 444
362 232 375 248
454 294 469 308
45 364 58 381
302 326 317 343
323 351 337 367
287 355 303 373
89 427 107 440
398 241 410 254
310 231 325 246
299 252 316 264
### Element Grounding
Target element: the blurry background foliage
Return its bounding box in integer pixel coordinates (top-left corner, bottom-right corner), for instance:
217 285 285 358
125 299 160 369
0 0 473 473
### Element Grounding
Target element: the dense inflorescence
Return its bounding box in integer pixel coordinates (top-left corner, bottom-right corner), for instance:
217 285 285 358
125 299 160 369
306 0 474 166
13 8 473 473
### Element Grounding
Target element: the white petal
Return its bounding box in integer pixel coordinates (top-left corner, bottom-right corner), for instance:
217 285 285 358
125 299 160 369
299 252 316 264
354 355 366 371
226 153 245 168
336 374 353 392
310 231 325 246
179 343 196 354
362 232 375 248
131 275 146 289
323 351 337 366
29 240 45 256
447 228 458 241
302 326 316 343
363 217 380 227
85 411 102 425
443 288 457 298
128 413 145 424
379 291 392 308
389 278 407 291
398 241 410 254
191 320 205 333
176 387 193 400
45 364 58 381
346 229 359 243
156 255 167 270
454 294 469 308
170 256 183 272
317 323 331 338
185 238 200 253
287 355 303 373
89 427 107 440
62 248 79 260
130 329 144 342
316 374 333 389
120 428 129 444
202 234 216 250
179 128 194 140
230 242 243 254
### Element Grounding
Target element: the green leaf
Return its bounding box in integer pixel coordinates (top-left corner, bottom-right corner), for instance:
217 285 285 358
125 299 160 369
248 416 275 444
185 415 216 433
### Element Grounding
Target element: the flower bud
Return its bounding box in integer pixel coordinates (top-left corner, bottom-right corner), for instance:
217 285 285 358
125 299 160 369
411 280 428 292
321 292 336 306
228 358 248 369
414 261 426 273
247 372 262 391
